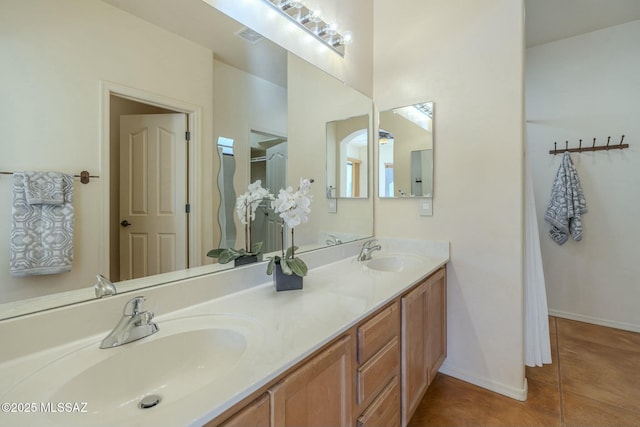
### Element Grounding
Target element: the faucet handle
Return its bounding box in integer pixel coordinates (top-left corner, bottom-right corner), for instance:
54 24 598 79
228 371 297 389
123 296 146 316
363 239 379 248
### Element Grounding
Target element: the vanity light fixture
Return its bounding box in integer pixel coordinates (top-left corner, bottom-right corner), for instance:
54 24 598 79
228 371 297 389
263 0 351 56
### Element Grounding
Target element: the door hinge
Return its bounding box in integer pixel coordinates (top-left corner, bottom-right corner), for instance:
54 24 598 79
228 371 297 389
185 203 191 214
185 131 191 141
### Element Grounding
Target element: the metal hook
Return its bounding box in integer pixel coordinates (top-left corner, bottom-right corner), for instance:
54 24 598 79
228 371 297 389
606 136 611 150
578 139 582 150
620 134 625 148
554 142 557 154
565 141 569 151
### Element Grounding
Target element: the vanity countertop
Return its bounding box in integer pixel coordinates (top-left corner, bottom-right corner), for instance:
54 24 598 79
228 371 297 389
0 239 449 427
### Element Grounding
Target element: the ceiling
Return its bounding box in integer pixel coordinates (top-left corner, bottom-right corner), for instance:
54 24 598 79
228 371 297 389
525 0 640 47
102 0 640 76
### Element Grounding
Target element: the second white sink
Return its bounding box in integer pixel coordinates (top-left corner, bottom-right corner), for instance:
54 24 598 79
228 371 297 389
366 255 423 272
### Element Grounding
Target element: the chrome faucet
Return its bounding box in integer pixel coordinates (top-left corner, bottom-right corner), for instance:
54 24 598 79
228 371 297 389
94 274 117 298
357 239 382 261
100 296 159 349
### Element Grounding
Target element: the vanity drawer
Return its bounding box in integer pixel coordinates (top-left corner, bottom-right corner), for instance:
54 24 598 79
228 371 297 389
357 376 400 427
357 301 399 364
357 337 399 405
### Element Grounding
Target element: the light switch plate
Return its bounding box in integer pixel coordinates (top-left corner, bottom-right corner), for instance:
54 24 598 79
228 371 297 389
419 199 433 216
328 199 337 213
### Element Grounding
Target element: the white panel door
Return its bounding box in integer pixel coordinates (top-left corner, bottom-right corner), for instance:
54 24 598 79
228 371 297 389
264 142 288 253
119 114 187 280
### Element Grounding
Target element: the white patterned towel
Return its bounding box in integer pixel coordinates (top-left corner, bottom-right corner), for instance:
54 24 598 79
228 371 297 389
23 171 65 205
10 172 75 276
544 152 587 245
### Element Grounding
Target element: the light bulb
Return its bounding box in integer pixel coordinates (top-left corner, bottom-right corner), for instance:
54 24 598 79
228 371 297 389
342 31 353 45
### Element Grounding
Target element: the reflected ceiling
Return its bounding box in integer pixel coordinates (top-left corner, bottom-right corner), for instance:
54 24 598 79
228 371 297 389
102 0 287 87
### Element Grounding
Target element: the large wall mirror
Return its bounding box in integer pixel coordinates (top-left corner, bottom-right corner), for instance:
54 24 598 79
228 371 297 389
0 0 373 320
378 102 434 198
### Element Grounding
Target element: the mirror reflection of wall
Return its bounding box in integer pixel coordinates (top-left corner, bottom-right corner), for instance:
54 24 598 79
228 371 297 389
212 59 288 254
326 115 369 199
410 149 433 197
288 54 374 248
249 131 287 254
217 137 236 249
378 102 434 198
0 0 374 320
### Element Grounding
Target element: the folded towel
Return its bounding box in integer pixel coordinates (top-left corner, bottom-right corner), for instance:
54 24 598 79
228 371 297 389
23 171 65 205
544 152 588 245
10 172 75 277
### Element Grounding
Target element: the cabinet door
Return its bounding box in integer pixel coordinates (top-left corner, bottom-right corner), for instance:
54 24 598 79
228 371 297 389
426 268 447 384
401 280 429 427
270 336 353 427
217 393 270 427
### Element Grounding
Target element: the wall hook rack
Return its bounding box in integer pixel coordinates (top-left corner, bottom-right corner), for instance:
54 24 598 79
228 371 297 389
549 135 629 155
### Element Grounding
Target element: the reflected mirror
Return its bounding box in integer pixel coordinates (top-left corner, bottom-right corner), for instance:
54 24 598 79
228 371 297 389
249 130 287 254
326 115 369 198
217 137 237 249
0 0 374 320
378 102 434 198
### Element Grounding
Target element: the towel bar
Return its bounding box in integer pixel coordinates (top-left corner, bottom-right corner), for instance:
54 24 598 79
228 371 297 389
0 170 98 184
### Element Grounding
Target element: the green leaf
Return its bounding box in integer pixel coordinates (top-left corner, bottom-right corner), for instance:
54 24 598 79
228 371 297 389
206 248 225 258
266 257 276 275
280 259 293 275
288 258 308 277
251 241 263 254
284 246 299 259
218 250 237 264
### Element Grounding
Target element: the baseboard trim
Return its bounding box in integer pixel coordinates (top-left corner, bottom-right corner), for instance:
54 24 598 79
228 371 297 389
438 363 528 401
548 309 640 333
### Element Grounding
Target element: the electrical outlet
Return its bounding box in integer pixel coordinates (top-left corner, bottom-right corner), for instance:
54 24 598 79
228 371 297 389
419 200 433 216
328 199 337 213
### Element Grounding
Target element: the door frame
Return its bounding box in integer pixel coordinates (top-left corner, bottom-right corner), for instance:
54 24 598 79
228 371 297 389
100 81 202 276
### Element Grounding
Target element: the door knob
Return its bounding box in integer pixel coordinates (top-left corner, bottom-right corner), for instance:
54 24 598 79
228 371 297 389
120 220 132 227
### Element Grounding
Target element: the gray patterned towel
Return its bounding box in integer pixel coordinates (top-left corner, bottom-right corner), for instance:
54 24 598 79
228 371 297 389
10 172 75 277
544 152 587 245
24 171 65 205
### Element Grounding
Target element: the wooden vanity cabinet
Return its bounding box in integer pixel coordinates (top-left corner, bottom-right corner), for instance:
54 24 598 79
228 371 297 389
216 393 270 427
270 335 353 427
207 266 446 427
355 302 401 426
356 301 400 426
401 267 447 426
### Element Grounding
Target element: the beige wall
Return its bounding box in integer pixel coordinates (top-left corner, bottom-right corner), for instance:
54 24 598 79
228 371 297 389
526 21 640 332
0 0 214 303
374 0 526 399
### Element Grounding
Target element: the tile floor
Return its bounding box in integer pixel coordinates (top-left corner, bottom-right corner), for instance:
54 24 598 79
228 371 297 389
408 317 640 426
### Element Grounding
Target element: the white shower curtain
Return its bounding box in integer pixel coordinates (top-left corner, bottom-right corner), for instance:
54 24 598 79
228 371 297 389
524 153 552 367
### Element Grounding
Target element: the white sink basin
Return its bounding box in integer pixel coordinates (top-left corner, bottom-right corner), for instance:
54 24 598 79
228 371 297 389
2 314 261 426
366 255 423 272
